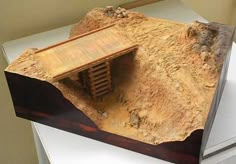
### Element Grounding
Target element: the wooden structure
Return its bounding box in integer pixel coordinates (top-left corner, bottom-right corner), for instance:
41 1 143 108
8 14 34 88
35 25 138 98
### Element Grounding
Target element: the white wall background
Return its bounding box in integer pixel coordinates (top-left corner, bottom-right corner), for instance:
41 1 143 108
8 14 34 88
0 0 236 163
181 0 236 24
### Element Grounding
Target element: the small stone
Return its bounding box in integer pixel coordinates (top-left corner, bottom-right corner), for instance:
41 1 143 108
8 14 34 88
192 43 201 52
201 45 211 53
187 27 197 38
203 63 211 70
117 14 123 18
129 112 140 128
115 10 121 14
200 30 209 37
104 8 108 12
120 8 126 12
175 83 180 89
199 37 212 46
205 82 215 88
138 110 148 118
175 83 183 91
122 12 128 18
106 6 114 11
200 52 208 61
201 30 214 39
215 48 221 56
102 112 108 118
124 15 128 18
143 132 148 137
172 65 180 71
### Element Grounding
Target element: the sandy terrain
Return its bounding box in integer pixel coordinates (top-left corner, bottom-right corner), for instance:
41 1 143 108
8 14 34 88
6 8 230 145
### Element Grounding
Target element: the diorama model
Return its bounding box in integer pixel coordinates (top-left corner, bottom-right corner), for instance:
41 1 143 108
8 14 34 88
5 6 235 164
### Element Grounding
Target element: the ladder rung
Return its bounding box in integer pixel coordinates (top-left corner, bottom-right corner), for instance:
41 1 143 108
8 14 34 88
93 62 108 68
89 64 108 72
89 71 110 80
91 80 111 89
90 74 109 82
93 85 111 94
93 89 110 97
91 77 111 85
91 69 110 77
91 82 111 91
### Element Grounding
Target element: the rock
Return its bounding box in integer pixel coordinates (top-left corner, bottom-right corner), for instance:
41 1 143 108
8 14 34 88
203 63 211 70
113 7 129 18
117 14 123 18
115 10 121 14
192 43 201 52
106 6 114 11
172 65 180 71
198 30 214 46
104 6 115 17
120 8 126 12
187 27 197 38
122 11 128 18
175 83 180 89
205 82 215 88
138 110 148 118
175 83 183 91
214 48 221 56
201 45 211 53
199 37 211 46
200 52 208 61
102 112 108 118
200 30 210 38
129 112 140 128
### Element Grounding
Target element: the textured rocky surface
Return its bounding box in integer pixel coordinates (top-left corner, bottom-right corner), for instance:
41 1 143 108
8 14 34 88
6 8 233 145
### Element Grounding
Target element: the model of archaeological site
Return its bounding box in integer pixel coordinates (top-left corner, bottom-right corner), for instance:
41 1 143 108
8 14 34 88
5 6 235 163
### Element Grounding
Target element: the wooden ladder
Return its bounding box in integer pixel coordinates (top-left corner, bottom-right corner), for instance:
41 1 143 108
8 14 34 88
88 62 112 98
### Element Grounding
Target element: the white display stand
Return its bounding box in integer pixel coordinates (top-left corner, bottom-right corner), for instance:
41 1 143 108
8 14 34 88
2 0 236 163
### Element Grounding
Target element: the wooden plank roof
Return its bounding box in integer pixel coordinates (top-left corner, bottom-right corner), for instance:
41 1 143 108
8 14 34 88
35 25 138 81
